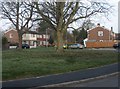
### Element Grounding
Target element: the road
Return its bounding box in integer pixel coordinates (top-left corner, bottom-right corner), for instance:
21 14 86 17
66 75 119 87
2 63 118 88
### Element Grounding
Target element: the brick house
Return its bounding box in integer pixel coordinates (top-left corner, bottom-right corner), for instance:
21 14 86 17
85 24 116 48
4 29 50 48
4 29 19 44
115 33 120 40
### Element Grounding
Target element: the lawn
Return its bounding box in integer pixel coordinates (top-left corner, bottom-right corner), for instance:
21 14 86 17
2 47 118 80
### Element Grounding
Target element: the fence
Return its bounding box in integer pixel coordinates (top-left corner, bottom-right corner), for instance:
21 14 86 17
86 41 115 48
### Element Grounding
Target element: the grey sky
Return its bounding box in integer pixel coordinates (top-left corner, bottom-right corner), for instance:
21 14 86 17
97 0 119 33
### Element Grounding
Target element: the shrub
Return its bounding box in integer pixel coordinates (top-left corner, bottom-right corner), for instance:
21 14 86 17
2 36 8 45
48 36 54 45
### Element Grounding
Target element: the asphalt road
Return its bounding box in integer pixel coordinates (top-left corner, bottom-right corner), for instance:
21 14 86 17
2 63 118 88
66 75 119 87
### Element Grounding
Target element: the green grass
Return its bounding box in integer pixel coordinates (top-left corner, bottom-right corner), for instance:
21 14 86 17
2 47 118 80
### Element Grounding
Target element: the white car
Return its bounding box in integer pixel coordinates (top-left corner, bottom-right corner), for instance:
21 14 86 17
69 43 84 49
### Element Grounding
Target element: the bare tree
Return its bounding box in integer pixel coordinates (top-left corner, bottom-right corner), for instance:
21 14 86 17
1 1 34 49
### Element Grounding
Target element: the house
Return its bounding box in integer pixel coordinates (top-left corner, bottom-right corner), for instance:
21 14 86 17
115 33 120 40
4 29 19 44
87 24 115 42
4 29 50 48
114 33 120 43
37 32 50 46
22 31 38 48
23 31 50 48
85 23 116 48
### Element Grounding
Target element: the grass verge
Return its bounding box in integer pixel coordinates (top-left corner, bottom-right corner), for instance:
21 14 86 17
2 47 118 80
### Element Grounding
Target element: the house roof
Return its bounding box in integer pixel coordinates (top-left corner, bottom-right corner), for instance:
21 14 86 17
24 31 47 35
24 31 38 34
4 29 17 34
88 26 111 32
4 29 47 35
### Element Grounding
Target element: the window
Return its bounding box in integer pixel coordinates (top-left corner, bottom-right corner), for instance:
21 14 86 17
98 31 103 36
31 34 35 37
23 41 29 44
30 41 34 45
33 34 35 37
9 34 13 38
39 41 42 45
43 41 46 45
100 40 103 42
22 41 26 44
43 35 46 38
39 35 42 38
37 35 40 38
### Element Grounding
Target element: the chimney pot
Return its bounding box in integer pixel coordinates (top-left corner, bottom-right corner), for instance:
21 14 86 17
97 23 100 27
111 27 113 31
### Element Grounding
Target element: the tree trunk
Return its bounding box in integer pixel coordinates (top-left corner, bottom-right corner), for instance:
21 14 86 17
56 29 64 52
75 36 77 43
18 33 22 49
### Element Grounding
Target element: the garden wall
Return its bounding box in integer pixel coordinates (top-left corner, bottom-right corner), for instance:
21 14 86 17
86 41 115 48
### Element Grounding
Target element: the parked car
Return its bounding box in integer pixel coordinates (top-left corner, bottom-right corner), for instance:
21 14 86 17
69 43 84 49
16 44 30 49
63 44 68 49
113 42 120 49
22 44 30 49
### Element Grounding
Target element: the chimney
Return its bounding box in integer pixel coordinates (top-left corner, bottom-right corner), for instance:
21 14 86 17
111 27 113 32
97 23 100 27
102 26 105 28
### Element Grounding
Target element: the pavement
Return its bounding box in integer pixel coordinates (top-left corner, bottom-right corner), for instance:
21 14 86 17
64 75 118 87
86 48 116 51
65 74 119 87
2 63 119 89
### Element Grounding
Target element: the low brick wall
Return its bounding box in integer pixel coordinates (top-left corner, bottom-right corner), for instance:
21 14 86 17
86 41 115 48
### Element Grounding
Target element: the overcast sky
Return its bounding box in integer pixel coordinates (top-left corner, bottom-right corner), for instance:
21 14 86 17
0 0 119 33
98 0 119 33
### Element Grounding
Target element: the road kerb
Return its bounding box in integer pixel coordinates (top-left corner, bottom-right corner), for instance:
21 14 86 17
34 72 119 88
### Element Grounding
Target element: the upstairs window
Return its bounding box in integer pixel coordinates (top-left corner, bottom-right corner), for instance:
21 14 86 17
43 35 46 38
32 34 35 37
39 35 42 38
9 34 13 38
31 34 35 37
98 31 103 36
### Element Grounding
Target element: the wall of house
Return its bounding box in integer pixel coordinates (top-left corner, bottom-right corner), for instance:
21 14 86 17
4 30 19 44
88 27 112 42
22 34 37 41
37 34 49 46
